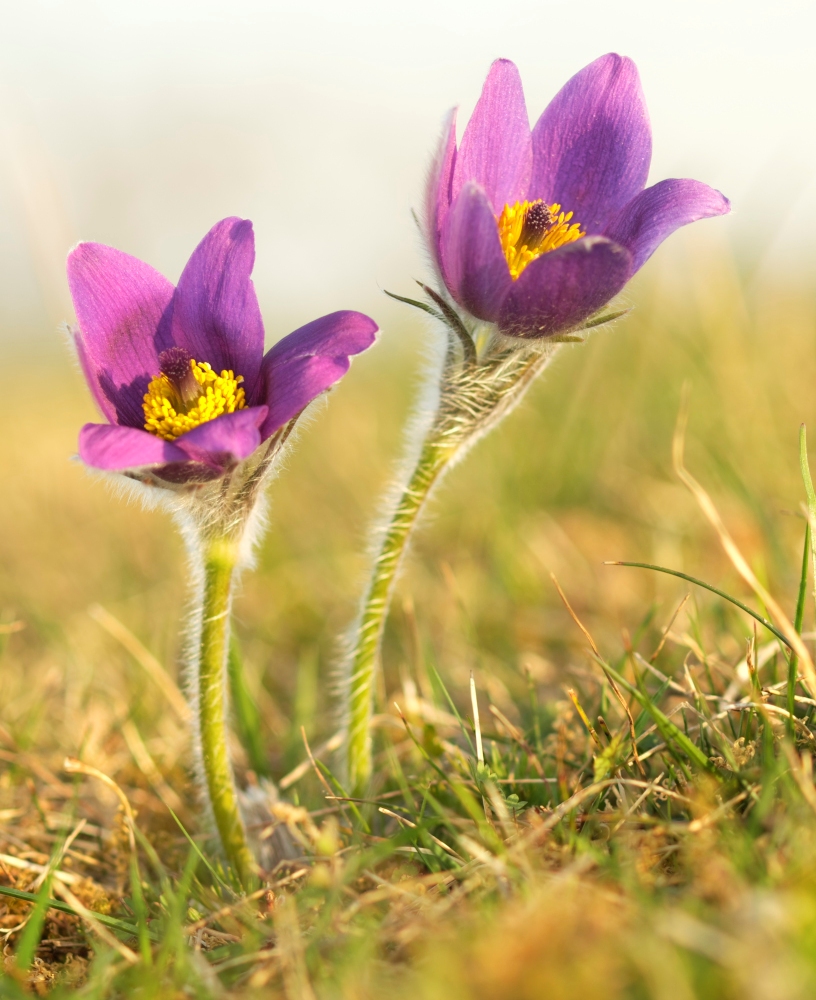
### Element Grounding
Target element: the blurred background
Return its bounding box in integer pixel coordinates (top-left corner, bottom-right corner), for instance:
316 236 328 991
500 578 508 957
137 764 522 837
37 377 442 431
1 0 815 341
1 0 816 779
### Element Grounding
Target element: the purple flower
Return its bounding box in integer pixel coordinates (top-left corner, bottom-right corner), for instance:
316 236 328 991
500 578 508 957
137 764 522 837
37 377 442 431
426 54 730 338
68 217 378 483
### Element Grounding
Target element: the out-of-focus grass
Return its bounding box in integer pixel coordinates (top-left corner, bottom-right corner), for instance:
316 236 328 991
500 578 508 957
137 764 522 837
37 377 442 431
3 235 816 995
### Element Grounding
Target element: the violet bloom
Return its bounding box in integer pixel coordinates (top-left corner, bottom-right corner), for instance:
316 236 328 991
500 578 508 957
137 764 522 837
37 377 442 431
426 54 730 338
68 217 377 483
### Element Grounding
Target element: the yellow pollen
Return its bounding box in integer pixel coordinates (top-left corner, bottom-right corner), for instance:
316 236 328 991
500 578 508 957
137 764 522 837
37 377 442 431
496 200 585 280
143 359 247 441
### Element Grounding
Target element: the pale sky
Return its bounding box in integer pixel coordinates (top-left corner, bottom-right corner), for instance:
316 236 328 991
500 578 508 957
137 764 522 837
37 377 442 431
1 0 814 349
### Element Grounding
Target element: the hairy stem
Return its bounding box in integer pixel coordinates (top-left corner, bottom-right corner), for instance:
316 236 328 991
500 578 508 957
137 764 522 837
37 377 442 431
346 429 461 792
197 534 256 886
345 338 561 793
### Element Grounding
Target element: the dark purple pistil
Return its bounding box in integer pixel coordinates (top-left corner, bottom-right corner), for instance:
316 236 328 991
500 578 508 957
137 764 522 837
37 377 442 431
520 201 555 249
158 347 200 407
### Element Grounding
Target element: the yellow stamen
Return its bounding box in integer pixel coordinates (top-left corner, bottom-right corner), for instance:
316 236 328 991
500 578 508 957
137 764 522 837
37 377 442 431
143 359 247 441
496 200 585 280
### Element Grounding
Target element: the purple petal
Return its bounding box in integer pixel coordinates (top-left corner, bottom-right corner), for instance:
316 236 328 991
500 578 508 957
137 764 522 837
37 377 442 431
175 406 268 470
440 182 513 322
79 423 187 470
259 311 378 439
71 325 113 423
498 236 633 338
452 59 532 212
67 243 175 427
424 107 457 282
604 178 731 273
170 217 265 400
530 54 651 233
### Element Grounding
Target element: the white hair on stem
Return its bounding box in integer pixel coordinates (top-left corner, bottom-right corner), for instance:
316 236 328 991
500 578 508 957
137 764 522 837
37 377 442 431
335 291 571 786
76 407 310 859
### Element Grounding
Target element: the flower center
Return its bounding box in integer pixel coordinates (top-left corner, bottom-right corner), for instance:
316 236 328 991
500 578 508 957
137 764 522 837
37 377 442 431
143 347 247 441
496 200 585 280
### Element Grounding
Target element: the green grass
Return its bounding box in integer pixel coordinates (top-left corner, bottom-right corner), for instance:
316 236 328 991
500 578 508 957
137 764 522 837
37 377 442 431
4 236 816 995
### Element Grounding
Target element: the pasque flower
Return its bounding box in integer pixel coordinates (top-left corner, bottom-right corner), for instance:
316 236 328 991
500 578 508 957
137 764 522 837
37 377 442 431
342 53 730 794
69 216 377 482
67 216 377 886
426 54 730 337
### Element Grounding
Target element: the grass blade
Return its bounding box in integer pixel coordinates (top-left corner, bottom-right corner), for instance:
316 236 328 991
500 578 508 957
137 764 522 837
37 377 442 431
167 807 237 897
0 884 148 940
598 659 717 774
789 522 811 730
14 872 53 971
606 561 790 648
129 856 153 965
800 424 816 614
316 760 370 832
228 635 269 778
426 657 476 756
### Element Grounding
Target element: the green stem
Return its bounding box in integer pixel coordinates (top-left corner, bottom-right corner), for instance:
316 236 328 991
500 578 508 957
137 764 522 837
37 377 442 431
197 535 256 887
346 429 460 792
345 340 560 794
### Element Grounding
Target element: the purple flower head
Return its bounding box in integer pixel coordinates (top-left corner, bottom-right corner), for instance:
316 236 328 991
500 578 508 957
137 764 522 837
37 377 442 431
68 217 378 483
426 55 730 338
